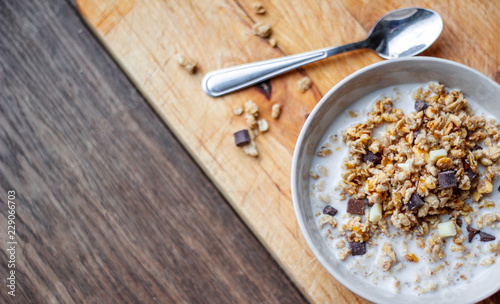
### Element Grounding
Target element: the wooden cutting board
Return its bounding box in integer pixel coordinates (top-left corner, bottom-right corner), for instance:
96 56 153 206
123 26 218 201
76 0 499 302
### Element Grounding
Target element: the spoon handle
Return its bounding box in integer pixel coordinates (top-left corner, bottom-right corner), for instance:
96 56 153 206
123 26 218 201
202 40 366 97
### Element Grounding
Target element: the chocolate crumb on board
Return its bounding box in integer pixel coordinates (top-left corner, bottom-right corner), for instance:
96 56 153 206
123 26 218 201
323 205 338 217
349 242 366 256
467 227 480 242
407 193 424 211
255 81 272 99
252 22 272 38
297 77 312 93
362 151 382 164
456 218 462 227
252 3 266 14
414 100 429 112
438 170 457 189
347 198 365 215
479 231 496 242
234 130 251 146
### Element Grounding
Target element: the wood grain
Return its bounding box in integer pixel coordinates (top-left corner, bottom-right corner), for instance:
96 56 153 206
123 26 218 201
77 0 499 303
0 0 307 303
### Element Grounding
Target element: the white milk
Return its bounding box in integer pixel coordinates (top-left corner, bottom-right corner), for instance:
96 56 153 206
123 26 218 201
309 83 500 295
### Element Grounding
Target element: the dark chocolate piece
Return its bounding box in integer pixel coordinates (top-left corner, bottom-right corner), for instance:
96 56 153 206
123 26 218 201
455 218 462 227
498 184 500 192
323 205 338 217
347 198 365 215
479 232 496 242
414 100 429 112
349 242 366 256
407 193 424 211
366 199 374 207
255 81 272 100
362 151 382 164
438 170 457 189
472 144 483 152
234 130 251 147
467 227 480 242
465 169 477 183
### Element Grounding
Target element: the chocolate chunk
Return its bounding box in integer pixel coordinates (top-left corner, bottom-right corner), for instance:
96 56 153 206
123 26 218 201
438 170 457 189
256 81 272 100
455 218 462 227
467 227 480 242
349 242 366 256
362 151 382 164
414 100 429 112
498 184 500 192
465 169 477 183
366 199 374 207
407 193 424 211
347 198 365 215
323 205 338 217
234 130 251 146
480 232 496 242
472 144 483 152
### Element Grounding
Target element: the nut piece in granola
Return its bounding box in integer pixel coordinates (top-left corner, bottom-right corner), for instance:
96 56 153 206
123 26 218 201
176 54 197 73
252 22 272 38
438 221 457 238
297 77 312 92
369 203 382 223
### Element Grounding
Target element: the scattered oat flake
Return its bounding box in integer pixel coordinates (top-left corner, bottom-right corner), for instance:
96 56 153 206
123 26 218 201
298 77 312 92
243 142 258 157
257 119 269 132
252 3 266 14
269 38 277 47
233 105 243 116
271 103 281 119
176 55 197 73
252 22 272 38
348 110 358 118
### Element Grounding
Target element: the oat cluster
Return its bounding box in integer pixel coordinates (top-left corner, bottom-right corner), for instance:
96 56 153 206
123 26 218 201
337 83 500 240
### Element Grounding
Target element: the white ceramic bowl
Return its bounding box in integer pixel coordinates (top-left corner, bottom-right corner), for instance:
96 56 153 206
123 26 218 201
291 57 500 304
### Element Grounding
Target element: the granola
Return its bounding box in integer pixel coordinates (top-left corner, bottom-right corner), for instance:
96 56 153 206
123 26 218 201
310 83 500 295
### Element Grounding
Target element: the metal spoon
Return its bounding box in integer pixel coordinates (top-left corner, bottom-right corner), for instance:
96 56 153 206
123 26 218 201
202 7 443 97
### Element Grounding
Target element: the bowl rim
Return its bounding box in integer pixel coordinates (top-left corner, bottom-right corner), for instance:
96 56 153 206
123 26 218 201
291 56 500 303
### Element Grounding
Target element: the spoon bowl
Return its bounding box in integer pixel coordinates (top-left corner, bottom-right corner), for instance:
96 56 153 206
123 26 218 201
202 8 443 97
367 8 443 59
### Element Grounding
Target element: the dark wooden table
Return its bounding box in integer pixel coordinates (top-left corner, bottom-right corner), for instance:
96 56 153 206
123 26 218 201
0 0 306 302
